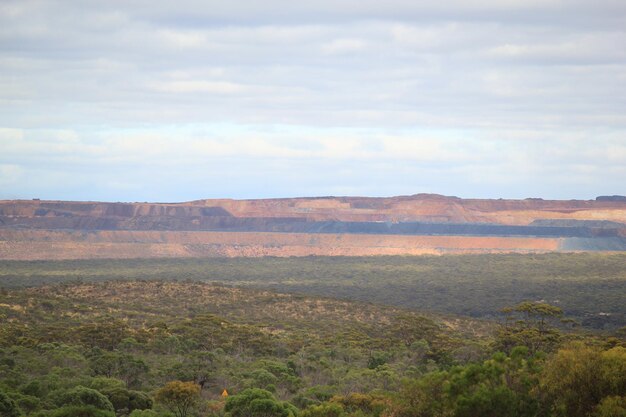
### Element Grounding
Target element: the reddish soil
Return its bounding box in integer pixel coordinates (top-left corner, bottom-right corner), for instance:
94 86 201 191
0 229 560 260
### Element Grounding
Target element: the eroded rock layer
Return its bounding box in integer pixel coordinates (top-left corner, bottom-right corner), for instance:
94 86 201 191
1 194 625 259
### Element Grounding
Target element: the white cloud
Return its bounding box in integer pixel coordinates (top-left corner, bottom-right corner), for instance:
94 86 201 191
151 80 248 94
488 31 626 64
0 164 24 186
0 128 25 141
0 0 625 200
322 38 368 54
157 28 209 48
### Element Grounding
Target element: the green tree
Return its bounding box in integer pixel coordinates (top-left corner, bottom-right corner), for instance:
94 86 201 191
49 405 115 417
74 319 130 350
88 377 125 393
0 389 21 417
14 394 39 415
224 388 297 417
99 386 152 415
593 396 626 417
540 344 626 417
154 381 200 417
128 410 161 417
390 314 440 349
300 402 345 417
332 393 390 417
497 302 563 354
394 373 451 417
454 385 520 417
168 351 216 388
89 352 149 388
52 386 115 412
128 410 160 417
393 349 543 417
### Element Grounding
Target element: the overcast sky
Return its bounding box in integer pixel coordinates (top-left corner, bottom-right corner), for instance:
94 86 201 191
1 0 625 202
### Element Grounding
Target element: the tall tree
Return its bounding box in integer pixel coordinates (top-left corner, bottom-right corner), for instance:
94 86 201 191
155 381 200 417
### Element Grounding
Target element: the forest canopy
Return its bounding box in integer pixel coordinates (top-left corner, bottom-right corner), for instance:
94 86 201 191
0 278 624 417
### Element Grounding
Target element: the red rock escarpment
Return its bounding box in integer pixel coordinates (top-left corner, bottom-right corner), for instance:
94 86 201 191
1 194 625 225
0 194 624 259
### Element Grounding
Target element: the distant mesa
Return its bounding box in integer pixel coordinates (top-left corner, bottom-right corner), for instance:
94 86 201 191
596 195 626 202
0 194 625 259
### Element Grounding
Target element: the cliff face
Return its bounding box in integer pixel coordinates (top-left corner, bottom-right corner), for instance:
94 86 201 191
2 194 626 226
0 194 624 259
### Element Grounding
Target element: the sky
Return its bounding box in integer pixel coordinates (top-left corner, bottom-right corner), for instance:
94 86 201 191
1 0 625 202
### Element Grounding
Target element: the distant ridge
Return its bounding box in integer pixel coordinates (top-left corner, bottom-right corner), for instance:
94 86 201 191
596 195 626 202
1 194 625 259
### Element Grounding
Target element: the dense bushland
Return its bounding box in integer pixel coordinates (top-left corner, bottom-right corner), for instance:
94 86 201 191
1 253 624 328
0 281 624 417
